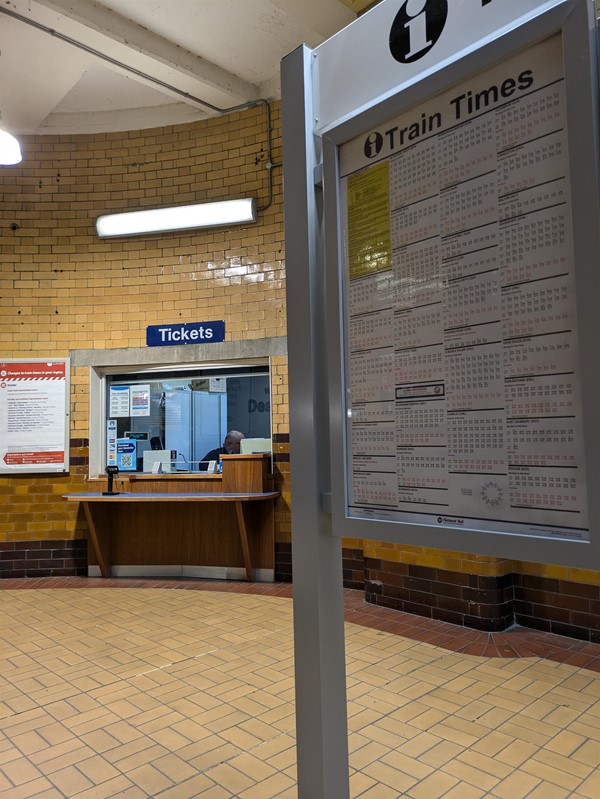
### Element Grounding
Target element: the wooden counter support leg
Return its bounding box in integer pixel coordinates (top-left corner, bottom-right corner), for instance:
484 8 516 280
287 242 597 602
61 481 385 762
83 502 111 578
235 501 254 581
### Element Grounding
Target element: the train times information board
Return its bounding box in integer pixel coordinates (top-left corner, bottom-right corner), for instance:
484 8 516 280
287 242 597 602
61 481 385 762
339 35 590 542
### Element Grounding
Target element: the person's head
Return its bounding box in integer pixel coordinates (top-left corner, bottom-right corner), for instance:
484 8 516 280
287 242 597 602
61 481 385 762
223 430 245 454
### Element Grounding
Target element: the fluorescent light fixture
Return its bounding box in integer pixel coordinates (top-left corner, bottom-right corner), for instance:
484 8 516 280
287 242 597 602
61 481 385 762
96 198 257 238
0 128 22 165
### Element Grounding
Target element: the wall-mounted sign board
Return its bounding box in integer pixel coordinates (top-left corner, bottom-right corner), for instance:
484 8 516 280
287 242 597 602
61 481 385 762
0 359 70 474
318 0 600 570
146 321 225 346
282 4 600 797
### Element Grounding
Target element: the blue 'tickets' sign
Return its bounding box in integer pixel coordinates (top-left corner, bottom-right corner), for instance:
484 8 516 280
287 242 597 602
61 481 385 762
146 321 225 347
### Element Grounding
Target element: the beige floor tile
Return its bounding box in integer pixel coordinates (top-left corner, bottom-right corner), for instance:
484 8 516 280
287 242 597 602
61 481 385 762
526 783 573 799
427 719 481 747
64 775 135 799
406 770 459 799
362 760 418 793
347 708 384 732
256 704 295 731
497 719 554 746
77 753 122 784
534 747 596 779
153 754 197 783
237 771 296 798
220 723 269 751
150 773 217 799
348 770 378 796
1 777 60 799
236 718 281 742
568 720 600 742
225 752 276 782
9 731 50 757
489 770 541 799
46 764 93 795
567 769 600 799
443 757 501 792
204 761 254 794
571 738 600 767
130 707 187 732
188 742 243 772
457 749 513 779
546 729 587 756
379 750 433 781
128 762 175 793
494 739 538 768
397 731 442 759
470 730 514 757
1 588 600 799
354 784 401 799
364 720 410 749
1 756 43 785
29 738 90 772
546 694 599 717
194 785 236 799
418 740 464 768
541 704 583 728
350 741 392 771
520 757 588 791
114 742 170 773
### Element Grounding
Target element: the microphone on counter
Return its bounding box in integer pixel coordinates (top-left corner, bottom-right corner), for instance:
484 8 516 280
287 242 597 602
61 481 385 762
103 465 120 496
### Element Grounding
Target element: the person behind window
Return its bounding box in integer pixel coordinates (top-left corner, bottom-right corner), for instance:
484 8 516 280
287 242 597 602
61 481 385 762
200 430 245 469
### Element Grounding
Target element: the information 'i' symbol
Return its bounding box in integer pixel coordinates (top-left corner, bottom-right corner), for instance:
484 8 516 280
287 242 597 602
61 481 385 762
404 0 431 59
389 0 448 64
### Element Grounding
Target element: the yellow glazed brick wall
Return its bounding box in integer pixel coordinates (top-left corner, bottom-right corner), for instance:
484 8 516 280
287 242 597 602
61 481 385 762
0 100 598 588
0 104 287 544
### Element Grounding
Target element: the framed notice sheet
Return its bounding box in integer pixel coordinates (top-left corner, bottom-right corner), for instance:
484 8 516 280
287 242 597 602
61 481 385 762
320 1 600 566
0 359 70 473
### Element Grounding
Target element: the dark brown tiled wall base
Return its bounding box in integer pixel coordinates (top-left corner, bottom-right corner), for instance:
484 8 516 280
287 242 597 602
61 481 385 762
365 559 513 632
0 540 87 578
275 542 292 582
513 574 600 643
365 558 600 643
275 544 365 587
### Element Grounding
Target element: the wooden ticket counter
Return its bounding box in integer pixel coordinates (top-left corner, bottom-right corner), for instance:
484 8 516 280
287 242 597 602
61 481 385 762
64 454 278 582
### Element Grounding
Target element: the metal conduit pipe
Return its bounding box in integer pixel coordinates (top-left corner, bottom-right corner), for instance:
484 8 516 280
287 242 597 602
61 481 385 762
0 5 279 212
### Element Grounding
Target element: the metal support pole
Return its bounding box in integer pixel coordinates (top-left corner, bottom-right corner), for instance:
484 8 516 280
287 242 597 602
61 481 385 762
281 45 351 799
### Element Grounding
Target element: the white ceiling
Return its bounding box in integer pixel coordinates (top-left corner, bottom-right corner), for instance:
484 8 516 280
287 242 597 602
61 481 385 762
0 0 364 135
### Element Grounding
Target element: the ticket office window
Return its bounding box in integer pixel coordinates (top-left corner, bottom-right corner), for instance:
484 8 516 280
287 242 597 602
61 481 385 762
99 364 271 473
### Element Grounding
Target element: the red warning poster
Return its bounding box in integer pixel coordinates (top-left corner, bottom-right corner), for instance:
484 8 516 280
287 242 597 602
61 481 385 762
0 360 69 473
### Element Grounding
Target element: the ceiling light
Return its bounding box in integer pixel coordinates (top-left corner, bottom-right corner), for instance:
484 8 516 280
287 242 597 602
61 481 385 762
96 198 257 238
0 127 22 165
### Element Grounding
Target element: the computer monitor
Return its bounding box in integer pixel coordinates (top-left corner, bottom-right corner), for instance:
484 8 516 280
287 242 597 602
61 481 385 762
240 438 271 454
143 450 172 472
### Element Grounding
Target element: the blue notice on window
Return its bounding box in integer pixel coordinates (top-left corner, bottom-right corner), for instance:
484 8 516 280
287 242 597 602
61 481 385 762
116 438 137 471
146 321 225 346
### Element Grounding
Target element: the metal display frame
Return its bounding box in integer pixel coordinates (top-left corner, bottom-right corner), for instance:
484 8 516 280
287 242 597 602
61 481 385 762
282 2 600 797
323 0 600 569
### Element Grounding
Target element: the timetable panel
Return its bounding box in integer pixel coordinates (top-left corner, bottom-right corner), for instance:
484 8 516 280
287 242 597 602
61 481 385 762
340 34 590 541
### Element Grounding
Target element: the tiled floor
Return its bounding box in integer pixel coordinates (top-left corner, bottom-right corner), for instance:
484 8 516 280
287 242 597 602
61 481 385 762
0 578 599 799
